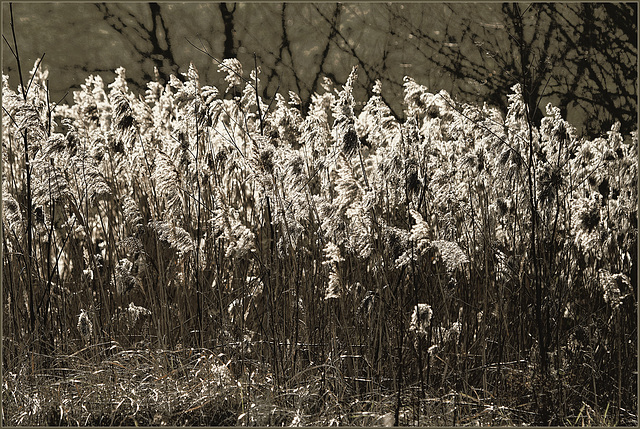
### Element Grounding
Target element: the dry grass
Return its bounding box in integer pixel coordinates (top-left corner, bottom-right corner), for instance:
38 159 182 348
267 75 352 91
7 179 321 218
0 344 549 426
2 49 637 426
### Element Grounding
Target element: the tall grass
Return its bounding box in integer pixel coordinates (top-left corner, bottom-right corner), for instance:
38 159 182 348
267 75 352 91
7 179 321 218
2 56 637 425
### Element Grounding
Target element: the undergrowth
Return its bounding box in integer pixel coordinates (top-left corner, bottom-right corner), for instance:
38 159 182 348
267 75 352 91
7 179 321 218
2 56 637 426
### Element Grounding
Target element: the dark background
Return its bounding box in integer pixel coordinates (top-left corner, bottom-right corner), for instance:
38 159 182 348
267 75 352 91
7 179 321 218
2 2 637 138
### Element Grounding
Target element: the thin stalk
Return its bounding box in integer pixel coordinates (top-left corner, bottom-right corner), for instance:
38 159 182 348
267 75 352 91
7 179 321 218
254 53 264 136
195 103 203 348
512 1 546 376
394 272 405 426
410 243 425 402
9 3 35 337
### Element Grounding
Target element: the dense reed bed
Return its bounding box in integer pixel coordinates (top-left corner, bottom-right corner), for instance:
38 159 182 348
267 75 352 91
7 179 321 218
2 59 637 425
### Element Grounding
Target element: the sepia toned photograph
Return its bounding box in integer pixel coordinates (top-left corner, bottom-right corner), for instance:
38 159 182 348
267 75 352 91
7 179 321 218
2 2 637 426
